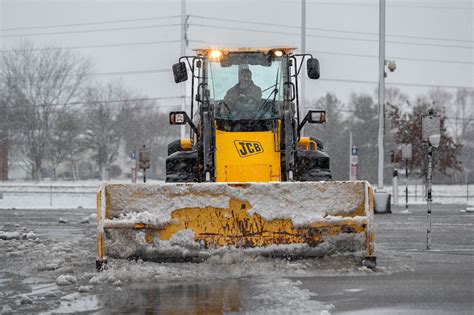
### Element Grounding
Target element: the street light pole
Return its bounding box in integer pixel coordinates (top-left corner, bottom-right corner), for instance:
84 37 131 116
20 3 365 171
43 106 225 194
374 0 391 213
377 0 386 191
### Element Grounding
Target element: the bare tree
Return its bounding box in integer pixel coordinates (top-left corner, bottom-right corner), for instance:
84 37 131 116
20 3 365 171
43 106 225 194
0 42 91 181
0 86 9 180
453 88 473 143
83 81 136 180
122 104 180 178
453 88 474 183
428 87 453 110
48 110 85 180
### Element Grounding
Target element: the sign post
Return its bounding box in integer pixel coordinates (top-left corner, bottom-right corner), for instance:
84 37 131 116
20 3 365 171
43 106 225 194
139 145 151 183
422 110 441 250
401 144 412 209
131 150 137 183
392 169 399 207
350 145 358 181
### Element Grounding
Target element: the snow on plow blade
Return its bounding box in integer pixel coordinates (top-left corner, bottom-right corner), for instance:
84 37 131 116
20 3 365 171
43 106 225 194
96 181 375 270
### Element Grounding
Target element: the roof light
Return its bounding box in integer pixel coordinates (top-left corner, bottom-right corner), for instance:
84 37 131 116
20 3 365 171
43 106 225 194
209 50 222 59
273 50 283 57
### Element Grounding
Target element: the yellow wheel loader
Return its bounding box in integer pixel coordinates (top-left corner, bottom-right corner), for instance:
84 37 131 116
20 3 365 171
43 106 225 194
96 47 376 271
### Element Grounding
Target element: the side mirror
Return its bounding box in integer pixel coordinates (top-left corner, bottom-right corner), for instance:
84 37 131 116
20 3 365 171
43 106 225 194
297 110 326 133
307 58 320 80
169 111 188 125
169 111 198 134
172 62 188 83
307 110 326 123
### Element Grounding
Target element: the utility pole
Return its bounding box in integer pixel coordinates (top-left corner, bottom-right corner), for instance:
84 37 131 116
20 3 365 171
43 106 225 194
301 0 306 134
374 0 390 213
180 0 187 139
377 0 385 191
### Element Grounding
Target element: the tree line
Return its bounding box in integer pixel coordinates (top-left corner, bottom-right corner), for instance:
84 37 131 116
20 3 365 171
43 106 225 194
307 87 473 184
0 42 178 181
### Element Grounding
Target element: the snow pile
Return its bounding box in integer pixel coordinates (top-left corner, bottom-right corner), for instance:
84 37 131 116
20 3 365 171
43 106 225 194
58 218 68 224
79 217 90 224
18 294 33 305
86 253 380 287
168 229 201 249
78 286 91 293
104 225 367 262
0 231 21 240
0 230 37 240
114 211 168 228
56 275 77 285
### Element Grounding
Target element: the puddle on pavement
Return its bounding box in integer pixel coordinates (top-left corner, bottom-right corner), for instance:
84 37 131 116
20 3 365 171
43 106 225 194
40 292 101 314
98 280 242 314
40 280 241 314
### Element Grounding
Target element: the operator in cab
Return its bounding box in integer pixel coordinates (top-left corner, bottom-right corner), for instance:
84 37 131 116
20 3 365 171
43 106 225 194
222 69 262 120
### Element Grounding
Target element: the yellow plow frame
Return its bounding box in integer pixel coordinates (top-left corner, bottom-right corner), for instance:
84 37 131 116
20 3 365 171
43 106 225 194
96 181 375 270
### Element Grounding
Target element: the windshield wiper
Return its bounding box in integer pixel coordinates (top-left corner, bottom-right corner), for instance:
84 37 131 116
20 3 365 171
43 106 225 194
253 69 280 121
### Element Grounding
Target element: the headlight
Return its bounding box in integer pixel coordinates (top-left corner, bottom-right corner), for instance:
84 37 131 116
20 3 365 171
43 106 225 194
209 50 222 59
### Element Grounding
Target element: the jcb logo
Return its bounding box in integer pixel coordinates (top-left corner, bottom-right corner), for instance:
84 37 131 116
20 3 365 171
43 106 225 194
234 141 264 158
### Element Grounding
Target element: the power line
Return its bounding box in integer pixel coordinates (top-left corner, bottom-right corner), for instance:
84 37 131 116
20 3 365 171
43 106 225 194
2 69 173 79
2 96 185 109
75 66 474 90
305 1 474 10
189 40 473 65
191 15 474 44
331 108 473 121
0 40 180 52
307 50 474 65
2 13 469 44
0 15 181 32
190 23 382 43
189 23 473 50
320 77 473 90
0 23 182 38
3 101 470 122
80 65 474 91
91 69 171 76
61 96 184 107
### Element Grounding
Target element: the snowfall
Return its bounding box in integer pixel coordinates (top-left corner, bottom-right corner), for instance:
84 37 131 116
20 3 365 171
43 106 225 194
0 180 472 314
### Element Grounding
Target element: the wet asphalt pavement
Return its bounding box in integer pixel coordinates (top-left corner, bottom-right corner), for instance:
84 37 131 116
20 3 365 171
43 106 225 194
0 204 473 314
299 204 474 314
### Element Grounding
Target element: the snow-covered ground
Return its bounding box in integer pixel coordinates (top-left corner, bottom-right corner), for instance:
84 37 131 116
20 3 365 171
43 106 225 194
1 203 472 314
0 180 471 210
1 187 473 314
0 206 378 314
388 183 472 205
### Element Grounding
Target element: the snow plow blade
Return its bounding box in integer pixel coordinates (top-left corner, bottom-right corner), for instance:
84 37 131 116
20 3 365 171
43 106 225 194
96 181 375 270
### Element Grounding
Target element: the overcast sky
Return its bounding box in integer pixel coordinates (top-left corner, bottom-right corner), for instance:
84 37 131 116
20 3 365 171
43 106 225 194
0 0 472 110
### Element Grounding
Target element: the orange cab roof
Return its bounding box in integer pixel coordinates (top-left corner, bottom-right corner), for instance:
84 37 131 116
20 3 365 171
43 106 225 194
193 47 297 56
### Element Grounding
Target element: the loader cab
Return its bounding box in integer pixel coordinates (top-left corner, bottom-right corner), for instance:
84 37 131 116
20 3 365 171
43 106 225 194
172 48 317 130
206 52 286 124
168 47 330 183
